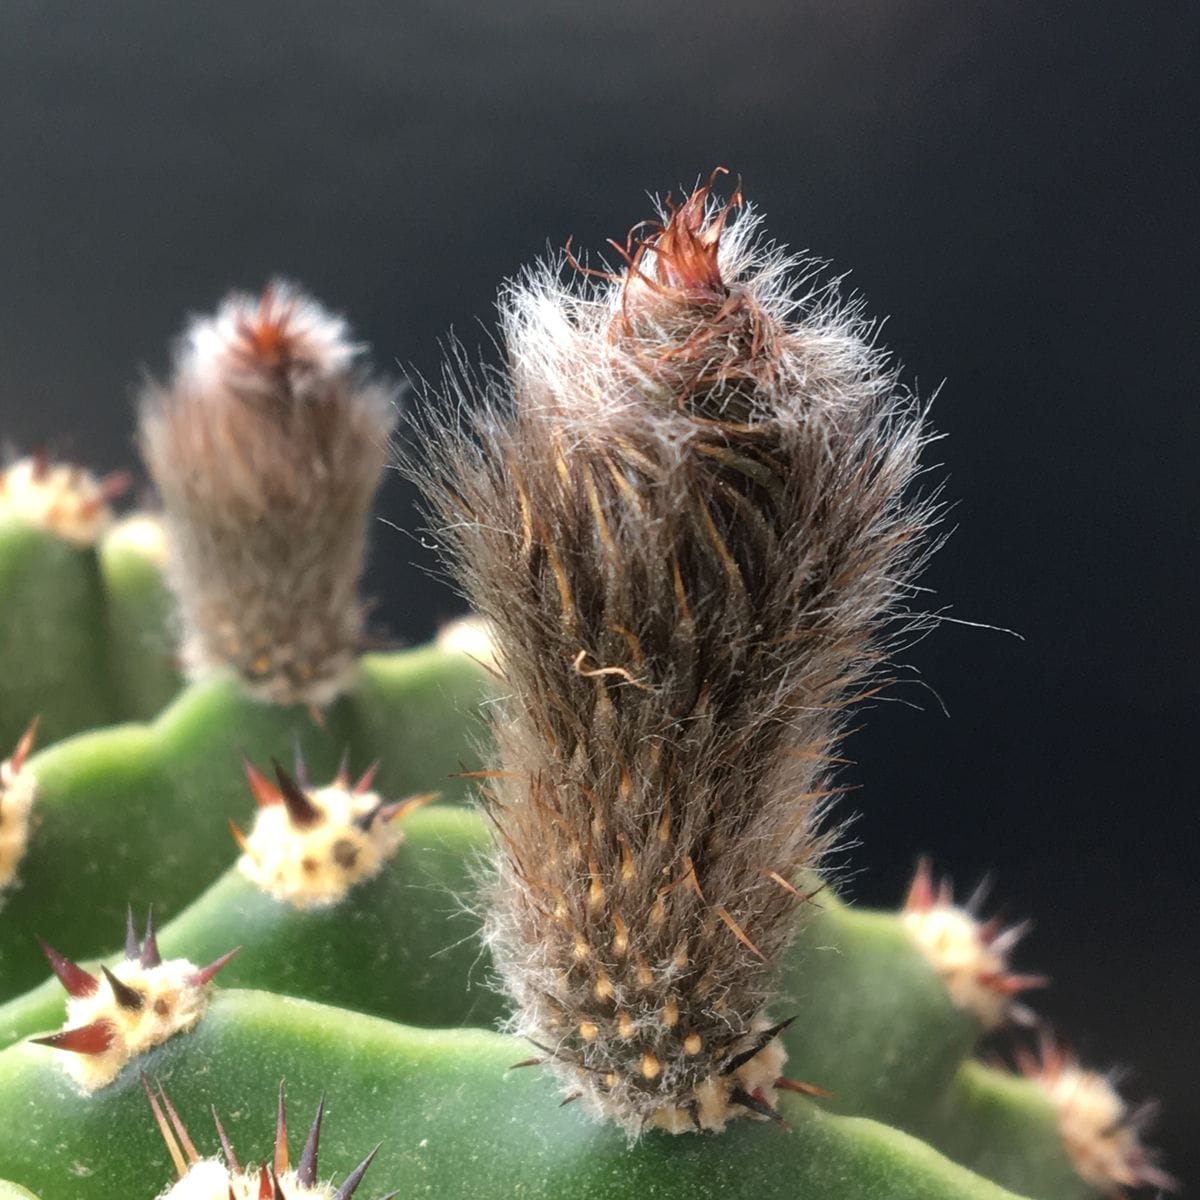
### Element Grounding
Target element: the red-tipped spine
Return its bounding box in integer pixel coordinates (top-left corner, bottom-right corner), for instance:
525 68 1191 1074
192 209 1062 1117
36 936 99 998
243 756 283 808
187 946 241 988
10 716 39 774
273 1078 289 1175
31 1020 115 1056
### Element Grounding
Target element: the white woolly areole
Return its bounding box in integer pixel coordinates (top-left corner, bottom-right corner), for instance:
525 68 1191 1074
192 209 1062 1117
51 956 213 1092
237 785 403 909
645 1031 788 1135
158 1160 335 1200
106 511 168 567
902 905 1013 1029
1036 1063 1167 1192
178 281 359 398
0 755 36 897
0 457 114 546
435 615 498 672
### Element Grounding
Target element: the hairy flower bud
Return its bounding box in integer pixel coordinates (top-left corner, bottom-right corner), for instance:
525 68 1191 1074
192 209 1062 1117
415 174 937 1136
139 281 397 705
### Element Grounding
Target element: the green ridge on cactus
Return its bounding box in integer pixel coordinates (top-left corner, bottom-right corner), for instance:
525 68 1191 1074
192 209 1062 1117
924 1061 1096 1200
782 894 979 1127
780 893 1095 1198
0 644 490 1000
0 989 1033 1200
0 806 505 1045
0 519 122 751
97 517 181 722
0 814 1093 1200
0 515 182 752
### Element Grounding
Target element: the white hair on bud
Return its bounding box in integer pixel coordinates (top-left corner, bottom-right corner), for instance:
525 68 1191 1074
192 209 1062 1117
178 281 359 399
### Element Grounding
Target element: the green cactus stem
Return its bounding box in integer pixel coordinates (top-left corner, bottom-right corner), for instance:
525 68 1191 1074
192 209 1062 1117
0 644 490 1000
0 806 503 1047
0 825 1112 1198
0 989 1031 1200
96 515 181 723
778 887 1097 1197
922 1060 1099 1200
0 450 184 750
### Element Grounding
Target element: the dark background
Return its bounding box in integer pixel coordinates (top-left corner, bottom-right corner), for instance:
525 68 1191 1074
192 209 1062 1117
2 1 1196 1189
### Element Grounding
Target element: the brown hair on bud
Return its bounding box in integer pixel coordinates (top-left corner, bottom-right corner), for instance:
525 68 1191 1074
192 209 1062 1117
139 281 397 705
414 174 938 1136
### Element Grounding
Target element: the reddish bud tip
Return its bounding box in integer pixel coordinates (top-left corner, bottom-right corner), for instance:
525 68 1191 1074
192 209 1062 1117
641 167 741 302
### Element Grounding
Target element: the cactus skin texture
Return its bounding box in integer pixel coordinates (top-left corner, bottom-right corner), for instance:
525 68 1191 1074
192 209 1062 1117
0 241 1170 1199
0 992 1030 1200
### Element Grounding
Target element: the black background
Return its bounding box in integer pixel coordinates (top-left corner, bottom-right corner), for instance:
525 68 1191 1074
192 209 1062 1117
2 2 1196 1189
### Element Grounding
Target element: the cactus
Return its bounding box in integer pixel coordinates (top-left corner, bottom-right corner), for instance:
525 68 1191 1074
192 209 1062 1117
0 461 180 749
0 185 1170 1200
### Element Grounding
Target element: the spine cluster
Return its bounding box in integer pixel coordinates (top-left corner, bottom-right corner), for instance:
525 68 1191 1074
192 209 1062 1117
145 1079 388 1200
0 454 126 546
419 175 935 1134
33 910 237 1092
231 754 426 909
139 281 396 706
